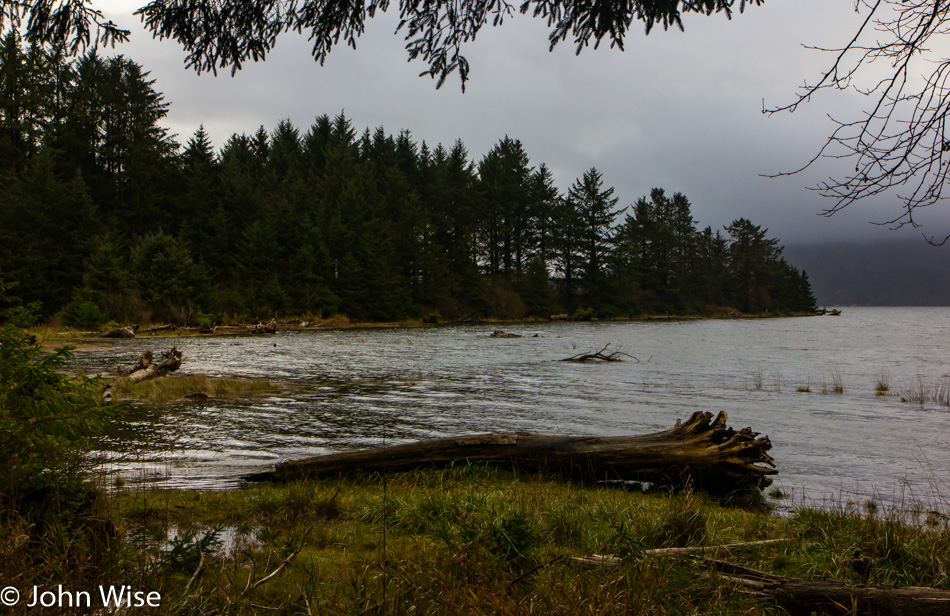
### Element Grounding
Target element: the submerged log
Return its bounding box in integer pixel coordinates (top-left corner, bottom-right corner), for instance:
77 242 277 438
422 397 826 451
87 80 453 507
706 559 950 616
243 411 776 493
125 347 183 384
490 330 522 338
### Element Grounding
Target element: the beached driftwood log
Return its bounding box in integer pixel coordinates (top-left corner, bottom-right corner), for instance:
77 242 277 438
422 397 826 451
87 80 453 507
570 539 792 567
139 324 175 334
243 411 776 493
706 559 950 616
570 548 950 615
123 347 183 383
247 319 278 334
90 325 138 338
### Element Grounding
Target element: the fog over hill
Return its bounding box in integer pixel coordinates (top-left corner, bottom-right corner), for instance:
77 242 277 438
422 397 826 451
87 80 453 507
783 240 950 307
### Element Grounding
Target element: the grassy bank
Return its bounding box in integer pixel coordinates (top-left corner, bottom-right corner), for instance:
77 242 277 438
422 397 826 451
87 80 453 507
5 465 949 615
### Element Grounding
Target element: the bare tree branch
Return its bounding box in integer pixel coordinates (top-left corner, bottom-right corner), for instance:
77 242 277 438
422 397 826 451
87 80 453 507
766 1 950 234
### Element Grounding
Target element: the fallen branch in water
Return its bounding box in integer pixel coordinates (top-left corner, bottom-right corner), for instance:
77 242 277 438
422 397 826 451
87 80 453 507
562 343 637 363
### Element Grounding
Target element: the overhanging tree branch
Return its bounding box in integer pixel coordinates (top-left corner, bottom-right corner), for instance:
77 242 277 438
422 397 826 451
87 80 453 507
766 0 950 239
1 0 129 53
1 1 764 89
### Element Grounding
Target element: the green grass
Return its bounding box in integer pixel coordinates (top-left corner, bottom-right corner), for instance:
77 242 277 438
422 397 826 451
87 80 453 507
112 374 277 404
5 466 950 615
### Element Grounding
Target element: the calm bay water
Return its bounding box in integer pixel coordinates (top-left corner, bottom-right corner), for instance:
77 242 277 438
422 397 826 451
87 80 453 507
75 307 950 507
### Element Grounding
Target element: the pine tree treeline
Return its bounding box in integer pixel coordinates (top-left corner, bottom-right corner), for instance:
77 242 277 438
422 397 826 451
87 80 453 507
0 36 816 326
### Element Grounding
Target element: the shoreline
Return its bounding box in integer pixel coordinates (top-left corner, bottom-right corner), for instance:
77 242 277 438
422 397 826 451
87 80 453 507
33 309 829 347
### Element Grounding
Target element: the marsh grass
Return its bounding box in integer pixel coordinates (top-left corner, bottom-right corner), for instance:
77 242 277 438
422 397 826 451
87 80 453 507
831 370 844 394
898 375 950 407
875 370 891 396
6 466 950 614
749 369 763 391
112 374 277 404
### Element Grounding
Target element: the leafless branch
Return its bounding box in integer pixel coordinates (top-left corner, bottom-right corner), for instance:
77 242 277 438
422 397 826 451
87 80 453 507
766 0 950 230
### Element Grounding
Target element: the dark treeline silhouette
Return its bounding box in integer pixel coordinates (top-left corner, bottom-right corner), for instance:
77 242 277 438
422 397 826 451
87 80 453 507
0 36 815 327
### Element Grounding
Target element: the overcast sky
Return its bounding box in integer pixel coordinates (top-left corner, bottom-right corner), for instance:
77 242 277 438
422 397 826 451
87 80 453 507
93 0 950 245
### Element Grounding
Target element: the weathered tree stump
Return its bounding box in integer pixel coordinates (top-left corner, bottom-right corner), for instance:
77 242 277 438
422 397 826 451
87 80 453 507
243 411 777 494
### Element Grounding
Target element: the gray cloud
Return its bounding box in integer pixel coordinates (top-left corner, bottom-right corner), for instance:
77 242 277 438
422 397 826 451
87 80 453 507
95 0 948 244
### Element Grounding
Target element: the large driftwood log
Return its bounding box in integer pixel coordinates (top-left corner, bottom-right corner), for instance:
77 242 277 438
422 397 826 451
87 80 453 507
243 411 776 493
707 559 950 616
125 347 183 384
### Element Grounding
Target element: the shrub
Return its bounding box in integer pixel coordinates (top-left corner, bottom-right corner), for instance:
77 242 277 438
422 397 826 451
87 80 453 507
0 326 121 521
573 306 595 321
60 288 106 329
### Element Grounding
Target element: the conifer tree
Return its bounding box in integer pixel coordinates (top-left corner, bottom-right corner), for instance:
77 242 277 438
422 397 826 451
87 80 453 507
568 167 618 310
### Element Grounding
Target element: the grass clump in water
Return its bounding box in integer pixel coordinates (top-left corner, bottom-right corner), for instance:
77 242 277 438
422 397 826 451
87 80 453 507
875 370 891 396
112 374 277 404
898 375 950 407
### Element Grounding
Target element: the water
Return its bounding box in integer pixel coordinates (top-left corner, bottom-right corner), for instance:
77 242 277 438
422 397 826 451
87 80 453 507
75 307 950 507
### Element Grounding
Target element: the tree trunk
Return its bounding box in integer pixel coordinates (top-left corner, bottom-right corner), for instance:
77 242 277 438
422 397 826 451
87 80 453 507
125 347 183 383
707 559 950 616
243 411 776 494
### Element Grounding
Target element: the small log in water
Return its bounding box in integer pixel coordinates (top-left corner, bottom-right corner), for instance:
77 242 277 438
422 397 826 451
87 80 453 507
243 411 776 494
124 347 183 384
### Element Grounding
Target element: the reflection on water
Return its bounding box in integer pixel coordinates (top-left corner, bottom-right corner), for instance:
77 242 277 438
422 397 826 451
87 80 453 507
76 307 950 506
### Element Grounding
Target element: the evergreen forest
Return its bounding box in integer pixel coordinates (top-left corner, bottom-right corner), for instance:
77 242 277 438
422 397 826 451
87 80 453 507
0 35 816 328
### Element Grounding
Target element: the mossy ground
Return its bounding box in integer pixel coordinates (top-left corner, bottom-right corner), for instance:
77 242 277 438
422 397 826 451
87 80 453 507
5 465 949 615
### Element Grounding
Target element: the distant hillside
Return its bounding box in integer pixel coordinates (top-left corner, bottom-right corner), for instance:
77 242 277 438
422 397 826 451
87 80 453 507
784 239 950 306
